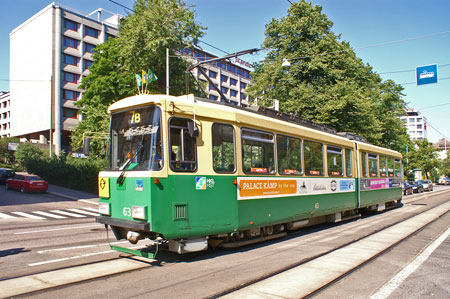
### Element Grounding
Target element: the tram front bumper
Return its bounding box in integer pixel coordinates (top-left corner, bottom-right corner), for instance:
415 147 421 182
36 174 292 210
96 216 150 232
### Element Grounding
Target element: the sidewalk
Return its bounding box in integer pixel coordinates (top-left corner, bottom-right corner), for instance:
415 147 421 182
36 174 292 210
47 184 98 205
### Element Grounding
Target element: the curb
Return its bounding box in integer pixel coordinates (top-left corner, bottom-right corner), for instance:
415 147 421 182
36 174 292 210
47 191 98 206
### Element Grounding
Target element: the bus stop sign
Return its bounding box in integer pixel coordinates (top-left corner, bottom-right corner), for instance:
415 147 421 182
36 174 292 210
416 64 438 86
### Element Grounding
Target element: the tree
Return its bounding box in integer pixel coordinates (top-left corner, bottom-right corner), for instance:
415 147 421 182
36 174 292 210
406 139 439 179
247 1 408 149
71 0 206 156
0 137 19 163
14 143 44 171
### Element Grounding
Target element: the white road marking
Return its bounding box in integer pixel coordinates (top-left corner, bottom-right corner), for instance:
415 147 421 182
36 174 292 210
0 212 17 219
68 208 99 216
370 226 450 299
32 211 67 219
14 224 100 235
11 212 46 220
37 241 129 254
50 209 86 218
82 207 100 213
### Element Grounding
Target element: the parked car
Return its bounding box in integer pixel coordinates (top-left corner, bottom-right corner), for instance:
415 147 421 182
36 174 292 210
409 181 424 193
0 168 15 184
439 177 450 185
403 182 413 195
421 180 433 192
5 174 48 193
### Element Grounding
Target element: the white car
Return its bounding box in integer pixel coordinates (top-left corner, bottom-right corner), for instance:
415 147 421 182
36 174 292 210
421 180 433 191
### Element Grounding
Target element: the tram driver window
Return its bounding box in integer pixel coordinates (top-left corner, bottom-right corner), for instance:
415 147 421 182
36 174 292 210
368 153 378 177
327 145 343 176
277 135 302 175
242 128 275 174
304 140 323 176
169 117 197 172
212 123 235 173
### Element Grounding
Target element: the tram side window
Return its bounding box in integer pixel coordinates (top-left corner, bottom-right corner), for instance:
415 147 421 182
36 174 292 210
394 159 402 177
361 152 368 177
242 128 275 174
379 155 387 177
277 135 302 175
388 157 395 177
327 145 343 176
212 123 235 173
169 118 197 172
368 153 378 177
304 140 323 176
345 148 352 177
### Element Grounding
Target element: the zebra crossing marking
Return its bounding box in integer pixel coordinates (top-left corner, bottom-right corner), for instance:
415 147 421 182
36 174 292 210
68 208 99 216
33 211 67 219
0 207 99 220
50 210 87 218
11 212 46 220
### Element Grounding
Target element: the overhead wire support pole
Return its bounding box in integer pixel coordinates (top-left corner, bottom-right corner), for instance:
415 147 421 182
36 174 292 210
187 48 261 104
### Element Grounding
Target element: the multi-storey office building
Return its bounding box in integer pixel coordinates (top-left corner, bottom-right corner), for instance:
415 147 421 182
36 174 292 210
181 47 253 107
0 92 11 138
400 108 428 141
9 2 119 154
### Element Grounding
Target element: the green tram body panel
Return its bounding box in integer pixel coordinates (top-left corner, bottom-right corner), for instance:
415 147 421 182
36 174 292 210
98 175 403 240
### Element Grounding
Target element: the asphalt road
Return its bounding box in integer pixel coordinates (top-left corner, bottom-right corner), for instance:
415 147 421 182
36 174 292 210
0 185 449 298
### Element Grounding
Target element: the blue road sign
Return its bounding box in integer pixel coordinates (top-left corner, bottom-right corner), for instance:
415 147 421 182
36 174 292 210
416 64 438 86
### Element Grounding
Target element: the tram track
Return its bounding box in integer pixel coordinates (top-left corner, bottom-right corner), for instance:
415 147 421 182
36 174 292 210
1 190 449 298
213 195 450 298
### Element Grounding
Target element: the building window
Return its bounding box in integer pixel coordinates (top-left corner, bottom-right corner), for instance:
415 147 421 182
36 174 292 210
83 60 93 70
416 118 422 122
210 95 218 101
221 87 228 94
209 70 217 79
240 82 247 90
240 93 246 101
62 72 79 83
63 108 78 118
63 54 79 66
106 33 115 40
63 89 79 101
221 75 228 83
84 43 96 54
64 19 79 32
63 37 79 49
409 118 414 123
230 90 238 97
230 78 237 86
85 26 99 38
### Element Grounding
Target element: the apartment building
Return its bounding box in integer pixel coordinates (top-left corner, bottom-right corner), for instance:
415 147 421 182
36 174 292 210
400 108 428 141
9 2 119 154
0 92 11 138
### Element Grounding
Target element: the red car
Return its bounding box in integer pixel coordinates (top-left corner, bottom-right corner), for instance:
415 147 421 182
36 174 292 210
5 174 48 193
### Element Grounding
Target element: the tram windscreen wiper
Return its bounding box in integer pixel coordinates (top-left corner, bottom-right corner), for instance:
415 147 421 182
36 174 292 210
117 159 131 185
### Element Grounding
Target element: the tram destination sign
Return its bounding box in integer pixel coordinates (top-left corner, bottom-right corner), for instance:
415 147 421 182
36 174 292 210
416 64 438 86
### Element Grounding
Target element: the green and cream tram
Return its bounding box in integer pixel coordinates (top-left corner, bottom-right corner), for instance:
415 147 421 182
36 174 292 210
96 94 403 256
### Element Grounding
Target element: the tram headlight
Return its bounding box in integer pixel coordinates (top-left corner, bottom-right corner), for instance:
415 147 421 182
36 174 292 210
99 203 110 216
132 206 147 220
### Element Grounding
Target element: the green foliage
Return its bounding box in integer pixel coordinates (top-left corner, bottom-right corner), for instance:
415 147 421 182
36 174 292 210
14 143 44 169
0 137 20 163
248 1 408 150
438 151 450 178
404 139 439 179
72 0 206 156
24 155 106 193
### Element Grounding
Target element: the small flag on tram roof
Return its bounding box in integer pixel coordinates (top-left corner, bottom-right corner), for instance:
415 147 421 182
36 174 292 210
135 74 142 87
142 70 148 84
148 68 158 82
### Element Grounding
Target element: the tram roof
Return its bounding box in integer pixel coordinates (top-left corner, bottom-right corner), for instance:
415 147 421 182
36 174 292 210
108 94 401 157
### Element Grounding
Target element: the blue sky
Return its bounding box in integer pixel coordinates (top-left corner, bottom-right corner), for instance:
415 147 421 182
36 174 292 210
1 0 449 143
